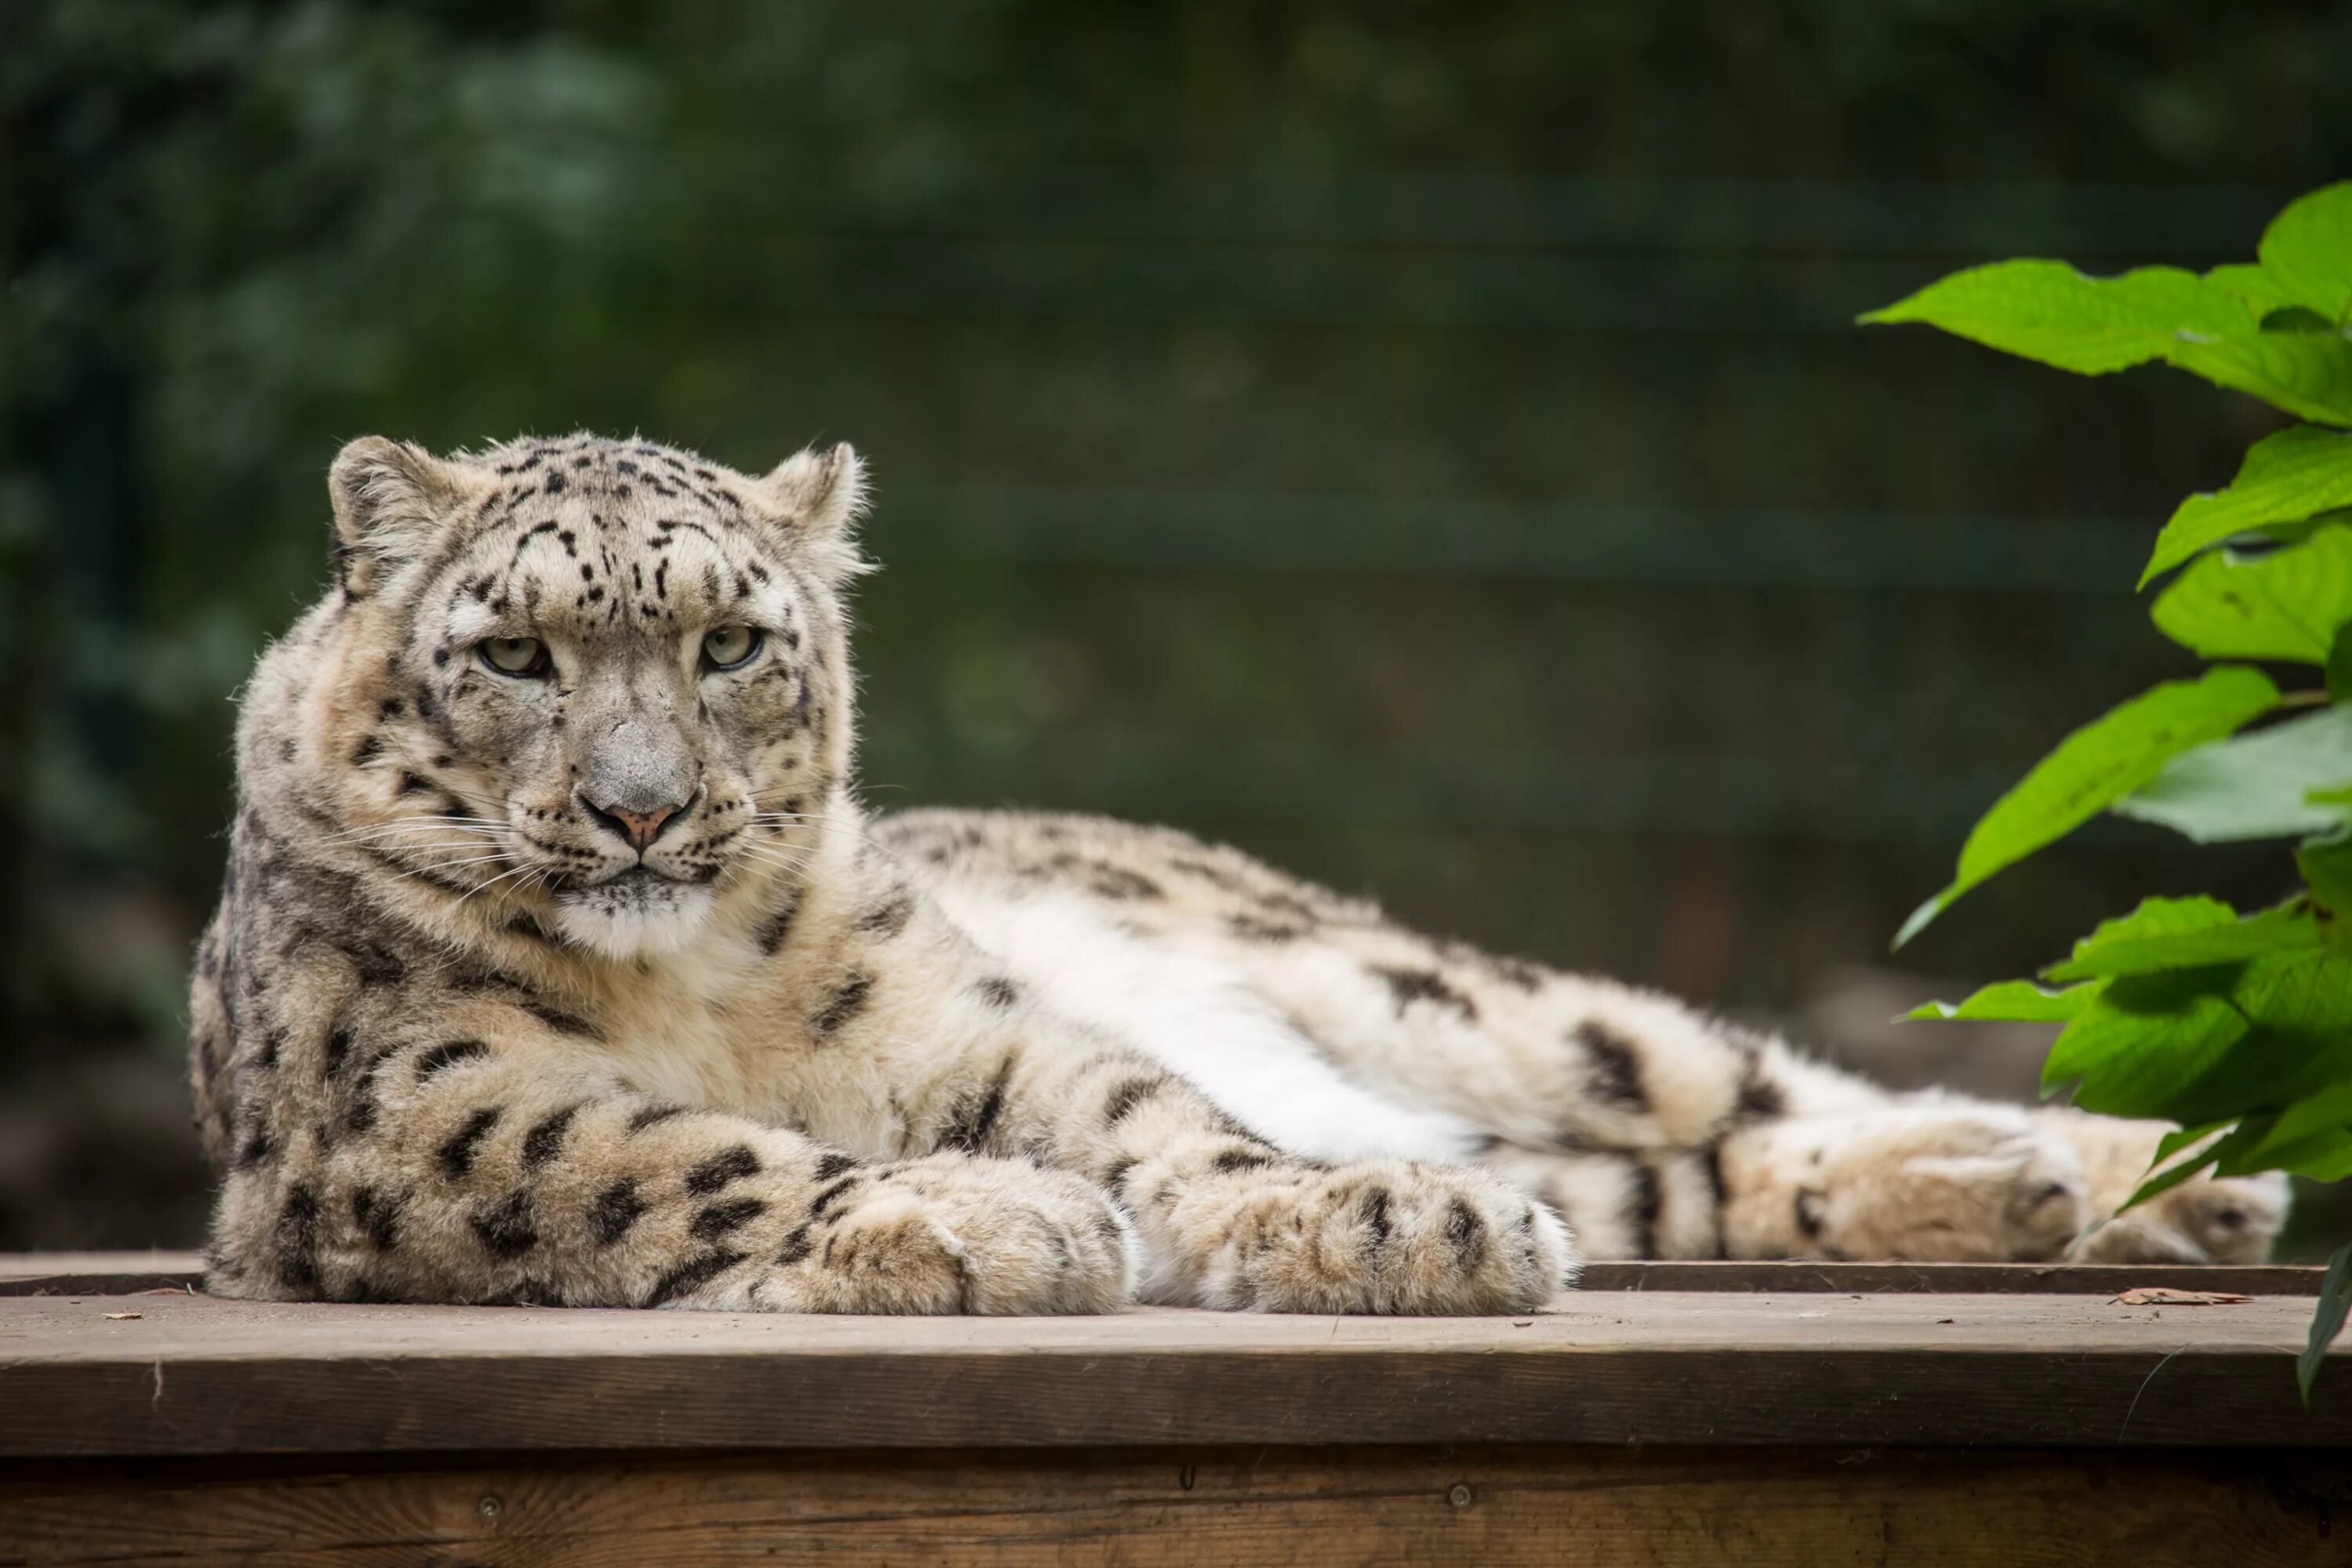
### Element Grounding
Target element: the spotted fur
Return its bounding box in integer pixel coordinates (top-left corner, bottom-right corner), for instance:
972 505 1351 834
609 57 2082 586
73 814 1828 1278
187 433 2286 1315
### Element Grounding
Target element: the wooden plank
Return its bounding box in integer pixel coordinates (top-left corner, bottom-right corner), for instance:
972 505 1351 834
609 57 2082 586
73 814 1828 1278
4 1446 2347 1566
3 1288 2345 1456
1577 1260 2328 1295
0 1252 2325 1297
0 1253 205 1296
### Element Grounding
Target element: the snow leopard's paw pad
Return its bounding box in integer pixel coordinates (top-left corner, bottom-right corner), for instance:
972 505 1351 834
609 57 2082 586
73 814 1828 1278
1190 1160 1577 1313
1720 1104 2089 1263
778 1156 1135 1315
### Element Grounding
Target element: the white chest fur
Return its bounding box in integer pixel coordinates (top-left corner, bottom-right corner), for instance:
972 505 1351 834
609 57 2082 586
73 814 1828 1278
591 946 768 1111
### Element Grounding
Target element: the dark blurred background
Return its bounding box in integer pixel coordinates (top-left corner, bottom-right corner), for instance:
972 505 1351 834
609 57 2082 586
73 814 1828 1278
7 0 2350 1255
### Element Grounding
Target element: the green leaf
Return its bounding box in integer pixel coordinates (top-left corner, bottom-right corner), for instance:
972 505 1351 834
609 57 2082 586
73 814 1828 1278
2042 896 2320 982
2152 525 2352 661
1905 978 2097 1023
2122 1149 2220 1210
2063 895 2237 944
2120 1109 2352 1210
2216 1087 2352 1180
2205 263 2304 319
2151 1119 2234 1167
2301 1243 2352 1406
2135 1105 2352 1189
1896 668 2281 946
2165 949 2352 1124
2300 833 2352 935
2045 951 2352 1126
2331 626 2352 705
2258 182 2352 326
2043 976 2252 1119
2272 1138 2352 1184
2122 1117 2264 1210
2114 705 2352 843
1859 262 2252 375
2143 426 2352 586
2167 330 2352 430
2264 307 2342 333
2230 946 2352 1042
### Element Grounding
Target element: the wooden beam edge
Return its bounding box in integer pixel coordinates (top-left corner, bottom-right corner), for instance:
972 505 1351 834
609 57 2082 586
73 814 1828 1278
5 1341 2346 1457
0 1255 2328 1298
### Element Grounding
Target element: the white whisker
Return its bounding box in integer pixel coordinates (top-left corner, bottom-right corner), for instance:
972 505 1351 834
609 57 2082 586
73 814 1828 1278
743 815 880 852
457 862 547 907
414 855 518 875
325 813 506 837
325 824 507 849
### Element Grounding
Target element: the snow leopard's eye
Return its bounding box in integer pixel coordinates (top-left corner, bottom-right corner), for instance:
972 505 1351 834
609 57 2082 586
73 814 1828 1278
701 625 761 670
478 636 550 677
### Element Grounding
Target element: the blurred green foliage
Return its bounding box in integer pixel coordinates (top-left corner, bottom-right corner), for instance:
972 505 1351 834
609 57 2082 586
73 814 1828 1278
6 0 2352 1247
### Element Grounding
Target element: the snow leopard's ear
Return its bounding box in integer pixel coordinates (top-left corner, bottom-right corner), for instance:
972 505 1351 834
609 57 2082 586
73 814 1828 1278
328 437 469 597
755 441 872 583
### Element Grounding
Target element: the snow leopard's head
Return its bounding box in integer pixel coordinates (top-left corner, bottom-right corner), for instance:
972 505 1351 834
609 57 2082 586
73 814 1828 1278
293 431 868 958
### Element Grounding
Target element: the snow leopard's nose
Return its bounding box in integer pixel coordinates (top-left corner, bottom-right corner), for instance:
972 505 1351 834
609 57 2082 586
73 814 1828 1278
581 794 685 854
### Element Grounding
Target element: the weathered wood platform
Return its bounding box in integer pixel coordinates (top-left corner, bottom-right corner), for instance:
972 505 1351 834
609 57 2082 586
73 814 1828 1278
4 1252 2347 1565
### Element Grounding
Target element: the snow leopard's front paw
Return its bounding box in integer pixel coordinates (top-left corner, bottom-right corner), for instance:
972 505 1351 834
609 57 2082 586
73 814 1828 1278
777 1156 1135 1315
1174 1160 1577 1313
1719 1103 2088 1263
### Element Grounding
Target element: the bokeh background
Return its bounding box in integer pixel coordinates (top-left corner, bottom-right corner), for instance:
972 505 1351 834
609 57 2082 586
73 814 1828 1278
8 0 2350 1254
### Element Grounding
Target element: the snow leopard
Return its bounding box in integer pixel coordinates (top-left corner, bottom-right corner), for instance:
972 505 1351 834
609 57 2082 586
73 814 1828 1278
185 432 2288 1313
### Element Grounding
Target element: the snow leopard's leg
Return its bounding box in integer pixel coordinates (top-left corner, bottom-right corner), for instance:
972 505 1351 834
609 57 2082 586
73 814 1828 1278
1444 1005 2092 1262
1473 1144 1726 1260
1470 1064 2094 1262
194 906 1133 1314
1711 1096 2090 1262
786 908 1577 1313
1472 1036 2299 1264
1083 1082 1579 1310
1242 935 2098 1262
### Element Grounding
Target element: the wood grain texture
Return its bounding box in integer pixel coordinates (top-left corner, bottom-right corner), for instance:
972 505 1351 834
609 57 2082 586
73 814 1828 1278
5 1287 2347 1456
0 1253 2325 1296
1581 1260 2328 1296
5 1446 2349 1567
0 1254 207 1295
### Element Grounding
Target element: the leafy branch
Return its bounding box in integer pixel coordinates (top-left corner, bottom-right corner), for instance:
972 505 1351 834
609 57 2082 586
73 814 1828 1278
1864 181 2352 1403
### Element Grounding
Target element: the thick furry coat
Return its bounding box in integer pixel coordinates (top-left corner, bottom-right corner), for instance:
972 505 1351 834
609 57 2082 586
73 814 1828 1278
187 433 2287 1312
